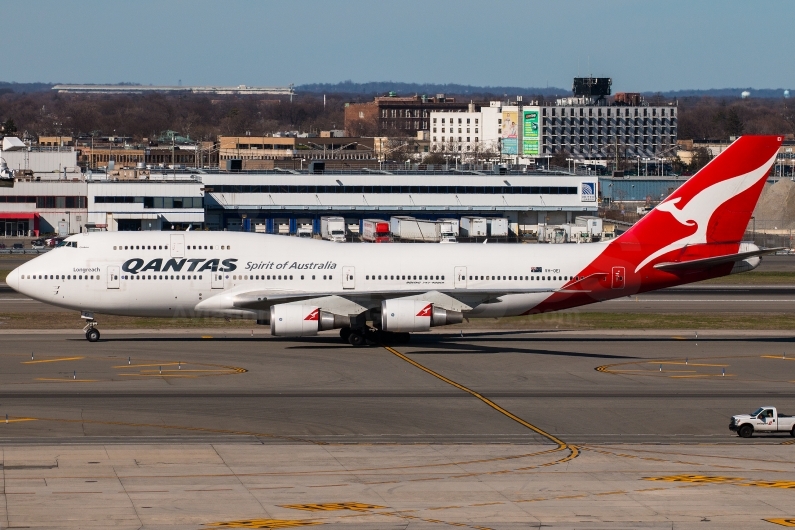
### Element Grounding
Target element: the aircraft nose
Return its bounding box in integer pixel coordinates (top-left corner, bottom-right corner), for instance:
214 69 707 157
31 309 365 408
5 267 20 292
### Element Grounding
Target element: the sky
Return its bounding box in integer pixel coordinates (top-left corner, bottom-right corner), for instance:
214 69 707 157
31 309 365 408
2 0 793 92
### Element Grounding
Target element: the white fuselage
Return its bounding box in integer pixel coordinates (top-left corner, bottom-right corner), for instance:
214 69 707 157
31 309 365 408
7 231 608 320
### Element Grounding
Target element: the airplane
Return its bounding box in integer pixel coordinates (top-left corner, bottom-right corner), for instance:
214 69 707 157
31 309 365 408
4 135 783 345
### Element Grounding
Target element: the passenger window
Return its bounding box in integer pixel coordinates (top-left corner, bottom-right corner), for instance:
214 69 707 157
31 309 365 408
312 275 315 280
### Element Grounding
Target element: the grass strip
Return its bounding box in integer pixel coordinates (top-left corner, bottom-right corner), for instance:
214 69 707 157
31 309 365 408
469 312 795 330
696 271 795 285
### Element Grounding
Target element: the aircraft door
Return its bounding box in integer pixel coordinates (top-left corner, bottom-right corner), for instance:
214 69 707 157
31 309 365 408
454 266 467 289
211 271 224 289
611 266 625 289
342 266 355 289
107 266 120 289
170 234 185 258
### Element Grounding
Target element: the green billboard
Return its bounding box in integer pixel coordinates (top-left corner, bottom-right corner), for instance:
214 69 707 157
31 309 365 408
522 108 540 157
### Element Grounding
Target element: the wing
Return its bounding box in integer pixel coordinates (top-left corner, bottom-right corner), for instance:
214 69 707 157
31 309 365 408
195 286 559 315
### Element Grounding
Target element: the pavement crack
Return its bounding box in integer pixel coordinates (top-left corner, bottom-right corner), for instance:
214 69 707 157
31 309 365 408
109 448 144 530
1 446 8 530
211 444 271 518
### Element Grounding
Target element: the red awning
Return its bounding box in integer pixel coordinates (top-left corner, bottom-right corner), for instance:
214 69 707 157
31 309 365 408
0 213 37 219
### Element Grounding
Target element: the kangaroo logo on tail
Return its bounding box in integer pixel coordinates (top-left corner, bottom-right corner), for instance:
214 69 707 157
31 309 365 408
632 137 781 273
635 149 779 272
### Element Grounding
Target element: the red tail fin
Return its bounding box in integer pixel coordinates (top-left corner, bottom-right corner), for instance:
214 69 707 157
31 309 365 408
618 135 782 272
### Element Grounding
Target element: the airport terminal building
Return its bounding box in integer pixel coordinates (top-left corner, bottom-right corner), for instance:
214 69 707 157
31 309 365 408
0 170 598 237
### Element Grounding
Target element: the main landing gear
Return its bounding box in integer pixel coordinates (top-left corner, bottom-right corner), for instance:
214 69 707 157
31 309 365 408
339 327 410 347
81 311 100 342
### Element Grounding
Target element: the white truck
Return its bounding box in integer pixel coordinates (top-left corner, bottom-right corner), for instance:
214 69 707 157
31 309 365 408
487 218 509 237
730 406 795 438
297 224 313 238
437 218 460 236
390 216 446 242
460 216 487 237
320 216 346 242
575 216 604 242
438 221 457 243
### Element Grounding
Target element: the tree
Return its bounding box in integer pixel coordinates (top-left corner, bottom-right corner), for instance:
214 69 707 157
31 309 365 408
724 107 744 137
549 149 570 170
2 118 17 134
689 147 712 173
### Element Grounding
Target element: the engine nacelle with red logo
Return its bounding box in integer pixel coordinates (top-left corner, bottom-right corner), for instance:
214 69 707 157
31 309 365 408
269 305 350 337
270 305 321 337
380 300 463 332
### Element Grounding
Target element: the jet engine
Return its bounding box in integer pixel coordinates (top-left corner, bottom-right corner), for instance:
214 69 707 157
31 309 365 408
270 304 349 337
380 300 463 332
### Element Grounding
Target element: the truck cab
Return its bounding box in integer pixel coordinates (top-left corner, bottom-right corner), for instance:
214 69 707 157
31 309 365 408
730 406 795 438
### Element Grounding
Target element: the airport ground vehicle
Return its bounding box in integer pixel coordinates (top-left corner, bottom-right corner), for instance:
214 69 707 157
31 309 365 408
488 218 509 237
730 407 795 437
460 217 487 237
11 243 22 249
390 217 456 242
320 217 346 242
4 136 785 345
361 219 391 243
31 239 45 249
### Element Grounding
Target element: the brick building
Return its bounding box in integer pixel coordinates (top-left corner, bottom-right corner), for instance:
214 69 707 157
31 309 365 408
345 94 470 137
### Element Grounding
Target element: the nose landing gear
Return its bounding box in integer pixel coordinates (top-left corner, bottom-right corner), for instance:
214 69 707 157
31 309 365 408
81 311 100 342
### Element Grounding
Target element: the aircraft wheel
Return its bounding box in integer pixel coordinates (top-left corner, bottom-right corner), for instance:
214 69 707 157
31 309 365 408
738 424 753 438
339 327 352 342
86 328 100 342
790 426 795 438
348 332 365 347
